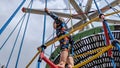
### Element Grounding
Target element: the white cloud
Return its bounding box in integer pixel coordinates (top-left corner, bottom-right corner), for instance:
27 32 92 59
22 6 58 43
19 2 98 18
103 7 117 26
1 0 120 68
0 0 64 68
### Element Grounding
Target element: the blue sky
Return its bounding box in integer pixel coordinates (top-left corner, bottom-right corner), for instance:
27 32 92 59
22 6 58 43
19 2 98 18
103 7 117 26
0 0 70 68
0 0 120 68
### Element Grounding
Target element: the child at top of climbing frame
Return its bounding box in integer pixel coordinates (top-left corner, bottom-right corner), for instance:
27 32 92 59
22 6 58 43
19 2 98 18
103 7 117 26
45 8 74 68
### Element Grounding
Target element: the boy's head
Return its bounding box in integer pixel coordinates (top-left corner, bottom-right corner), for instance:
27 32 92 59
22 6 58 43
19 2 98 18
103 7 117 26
53 17 64 29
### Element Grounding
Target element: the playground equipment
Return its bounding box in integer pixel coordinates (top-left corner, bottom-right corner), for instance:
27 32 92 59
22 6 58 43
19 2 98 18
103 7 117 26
1 0 120 68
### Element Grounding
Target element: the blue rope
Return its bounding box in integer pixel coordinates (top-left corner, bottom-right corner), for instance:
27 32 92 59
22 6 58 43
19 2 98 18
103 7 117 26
93 0 102 14
6 14 26 68
103 21 114 40
71 47 74 56
94 0 120 51
0 14 26 51
15 0 33 68
104 20 120 51
111 58 116 68
0 0 26 35
37 62 41 68
42 0 47 46
93 0 118 68
104 0 120 18
37 0 48 68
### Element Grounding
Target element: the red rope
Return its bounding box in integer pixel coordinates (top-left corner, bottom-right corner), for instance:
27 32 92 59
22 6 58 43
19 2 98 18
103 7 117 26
103 21 112 57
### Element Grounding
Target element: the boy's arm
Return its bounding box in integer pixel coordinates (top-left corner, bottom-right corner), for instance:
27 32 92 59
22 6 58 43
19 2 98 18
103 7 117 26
45 8 59 21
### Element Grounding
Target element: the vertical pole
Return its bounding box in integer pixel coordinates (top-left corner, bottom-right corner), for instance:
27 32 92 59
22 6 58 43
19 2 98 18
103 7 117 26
42 0 47 45
38 0 48 67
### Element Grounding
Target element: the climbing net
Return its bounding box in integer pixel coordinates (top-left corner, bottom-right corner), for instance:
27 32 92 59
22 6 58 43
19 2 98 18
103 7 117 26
0 0 120 68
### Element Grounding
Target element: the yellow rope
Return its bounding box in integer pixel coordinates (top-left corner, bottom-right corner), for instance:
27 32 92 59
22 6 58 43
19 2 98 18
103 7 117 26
73 46 104 59
46 17 99 46
26 11 120 67
73 45 113 68
26 17 98 67
45 10 120 46
105 10 120 17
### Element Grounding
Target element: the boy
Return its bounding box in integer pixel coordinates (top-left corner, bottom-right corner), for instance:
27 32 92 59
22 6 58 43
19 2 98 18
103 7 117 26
45 8 74 68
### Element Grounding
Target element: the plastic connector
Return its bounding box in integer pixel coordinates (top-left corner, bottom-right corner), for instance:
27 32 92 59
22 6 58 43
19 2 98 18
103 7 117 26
41 45 46 49
38 57 42 62
37 45 46 52
22 7 25 12
99 14 104 19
